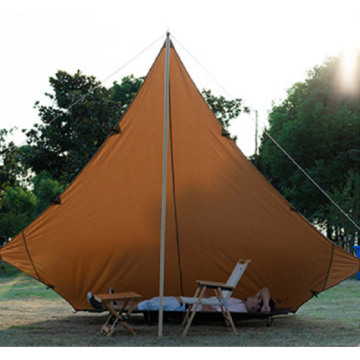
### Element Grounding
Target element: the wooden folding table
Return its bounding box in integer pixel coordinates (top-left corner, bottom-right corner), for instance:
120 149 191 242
94 292 143 336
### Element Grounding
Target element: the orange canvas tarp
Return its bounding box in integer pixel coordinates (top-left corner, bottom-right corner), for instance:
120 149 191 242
1 42 359 311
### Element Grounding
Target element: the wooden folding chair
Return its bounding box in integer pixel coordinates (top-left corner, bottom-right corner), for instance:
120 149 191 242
179 259 250 336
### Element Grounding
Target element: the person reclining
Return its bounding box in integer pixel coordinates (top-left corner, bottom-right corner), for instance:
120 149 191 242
244 287 274 313
197 287 274 313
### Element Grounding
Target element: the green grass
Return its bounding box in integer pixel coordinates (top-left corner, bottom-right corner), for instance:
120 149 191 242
1 264 360 346
0 264 59 301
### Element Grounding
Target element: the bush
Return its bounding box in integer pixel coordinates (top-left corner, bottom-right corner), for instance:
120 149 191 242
0 262 19 277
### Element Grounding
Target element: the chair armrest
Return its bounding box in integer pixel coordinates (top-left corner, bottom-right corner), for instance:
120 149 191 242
196 280 234 291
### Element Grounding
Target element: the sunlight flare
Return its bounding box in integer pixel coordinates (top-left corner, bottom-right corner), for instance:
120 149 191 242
338 13 360 95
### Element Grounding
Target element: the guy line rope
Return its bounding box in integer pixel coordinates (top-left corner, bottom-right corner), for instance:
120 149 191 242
1 34 164 161
173 34 360 232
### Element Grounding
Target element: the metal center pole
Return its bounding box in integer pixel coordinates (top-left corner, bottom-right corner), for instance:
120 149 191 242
158 31 171 338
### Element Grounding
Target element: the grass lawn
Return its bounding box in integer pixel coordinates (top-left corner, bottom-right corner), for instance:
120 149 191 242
0 264 360 347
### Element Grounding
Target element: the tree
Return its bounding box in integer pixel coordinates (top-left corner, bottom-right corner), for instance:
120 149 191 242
31 171 65 218
0 171 65 245
258 52 360 248
22 70 127 184
0 129 28 196
112 75 144 107
201 89 242 142
325 171 360 251
0 186 36 242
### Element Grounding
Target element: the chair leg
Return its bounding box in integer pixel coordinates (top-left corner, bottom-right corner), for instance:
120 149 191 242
181 286 201 327
182 286 206 337
218 305 232 331
182 302 200 337
181 305 192 327
215 288 237 335
225 308 238 335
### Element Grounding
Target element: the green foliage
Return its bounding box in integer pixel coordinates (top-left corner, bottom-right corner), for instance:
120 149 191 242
0 172 65 242
0 262 19 277
325 171 360 251
0 186 36 239
0 129 29 197
31 172 66 218
112 75 144 107
201 89 242 142
23 70 125 183
258 53 360 249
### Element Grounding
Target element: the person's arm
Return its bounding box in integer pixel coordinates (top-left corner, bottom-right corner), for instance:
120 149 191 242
255 287 271 313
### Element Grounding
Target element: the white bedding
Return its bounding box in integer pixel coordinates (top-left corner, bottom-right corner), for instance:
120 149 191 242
137 296 248 312
137 296 186 311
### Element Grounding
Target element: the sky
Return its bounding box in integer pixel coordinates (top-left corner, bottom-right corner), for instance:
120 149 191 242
1 0 360 156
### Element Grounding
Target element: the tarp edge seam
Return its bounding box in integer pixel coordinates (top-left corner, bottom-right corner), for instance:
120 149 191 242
323 243 335 291
22 231 42 282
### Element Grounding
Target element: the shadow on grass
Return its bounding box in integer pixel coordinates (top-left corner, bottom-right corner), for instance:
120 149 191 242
1 309 359 346
1 276 360 346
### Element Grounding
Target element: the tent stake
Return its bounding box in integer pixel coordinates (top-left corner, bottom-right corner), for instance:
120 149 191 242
158 31 171 338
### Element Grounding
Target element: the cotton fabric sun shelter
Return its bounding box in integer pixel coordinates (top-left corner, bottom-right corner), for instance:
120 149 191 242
1 40 359 313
